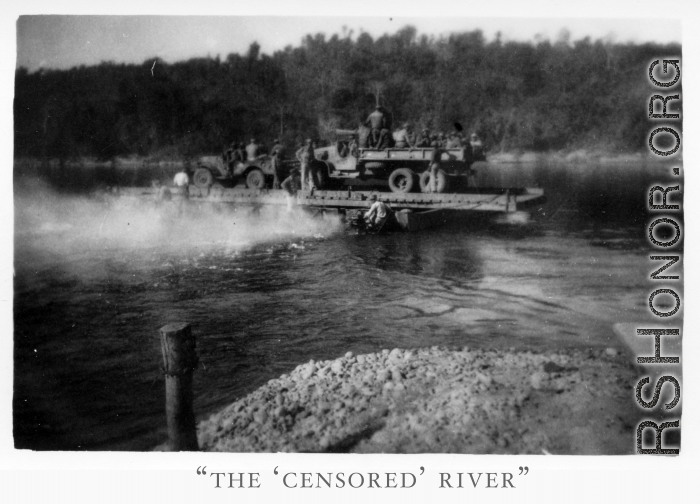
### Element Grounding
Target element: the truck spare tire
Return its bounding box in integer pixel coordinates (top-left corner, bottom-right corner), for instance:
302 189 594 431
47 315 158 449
388 167 416 193
419 170 449 193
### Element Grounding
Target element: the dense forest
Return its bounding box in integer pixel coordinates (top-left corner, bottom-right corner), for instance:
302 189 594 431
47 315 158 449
14 26 681 160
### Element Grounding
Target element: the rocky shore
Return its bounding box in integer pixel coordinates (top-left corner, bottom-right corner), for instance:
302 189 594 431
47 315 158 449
198 346 640 454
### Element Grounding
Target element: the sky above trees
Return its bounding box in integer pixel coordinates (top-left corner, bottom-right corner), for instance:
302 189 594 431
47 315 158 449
16 15 681 72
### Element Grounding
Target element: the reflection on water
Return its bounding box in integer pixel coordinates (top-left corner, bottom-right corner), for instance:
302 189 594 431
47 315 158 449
13 159 682 450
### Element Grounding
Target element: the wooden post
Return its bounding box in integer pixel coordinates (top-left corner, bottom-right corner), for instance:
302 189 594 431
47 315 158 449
160 323 199 451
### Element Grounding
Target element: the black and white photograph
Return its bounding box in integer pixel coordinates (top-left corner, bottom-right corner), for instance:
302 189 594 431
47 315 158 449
9 9 686 453
3 2 699 500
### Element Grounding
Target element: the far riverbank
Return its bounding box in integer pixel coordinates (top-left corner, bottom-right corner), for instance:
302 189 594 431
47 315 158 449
14 149 667 174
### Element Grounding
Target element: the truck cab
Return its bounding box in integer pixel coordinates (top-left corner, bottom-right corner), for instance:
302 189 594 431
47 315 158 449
313 129 362 175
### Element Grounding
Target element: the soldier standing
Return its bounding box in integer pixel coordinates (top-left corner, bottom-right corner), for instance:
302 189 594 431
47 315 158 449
270 138 286 189
297 138 315 191
173 169 189 193
246 138 260 161
152 179 171 208
172 168 190 214
226 141 243 175
348 135 359 157
429 144 442 193
365 107 383 147
235 143 246 163
233 142 244 160
225 142 234 164
469 133 485 161
281 168 301 211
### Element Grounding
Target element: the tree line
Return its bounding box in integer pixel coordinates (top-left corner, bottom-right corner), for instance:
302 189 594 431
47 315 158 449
14 26 681 161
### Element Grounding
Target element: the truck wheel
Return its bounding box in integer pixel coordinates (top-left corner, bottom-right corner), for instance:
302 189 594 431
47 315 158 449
193 167 214 188
388 168 416 193
246 168 266 189
419 170 449 193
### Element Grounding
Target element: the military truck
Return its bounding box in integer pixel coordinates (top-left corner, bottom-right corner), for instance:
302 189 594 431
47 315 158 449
193 150 333 190
192 151 279 190
314 129 486 193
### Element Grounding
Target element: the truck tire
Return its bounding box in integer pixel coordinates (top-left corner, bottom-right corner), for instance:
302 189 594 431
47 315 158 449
419 169 449 193
246 168 266 189
193 167 214 188
388 167 417 193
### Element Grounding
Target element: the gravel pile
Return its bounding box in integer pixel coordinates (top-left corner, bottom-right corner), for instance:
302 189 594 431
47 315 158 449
198 346 638 454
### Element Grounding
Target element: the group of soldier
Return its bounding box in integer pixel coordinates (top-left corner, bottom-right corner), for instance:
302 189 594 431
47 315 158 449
278 139 320 211
412 129 483 151
225 137 321 192
360 106 483 155
225 105 484 199
224 139 265 168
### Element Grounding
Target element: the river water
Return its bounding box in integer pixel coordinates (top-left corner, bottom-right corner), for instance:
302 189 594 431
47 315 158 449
13 158 682 450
